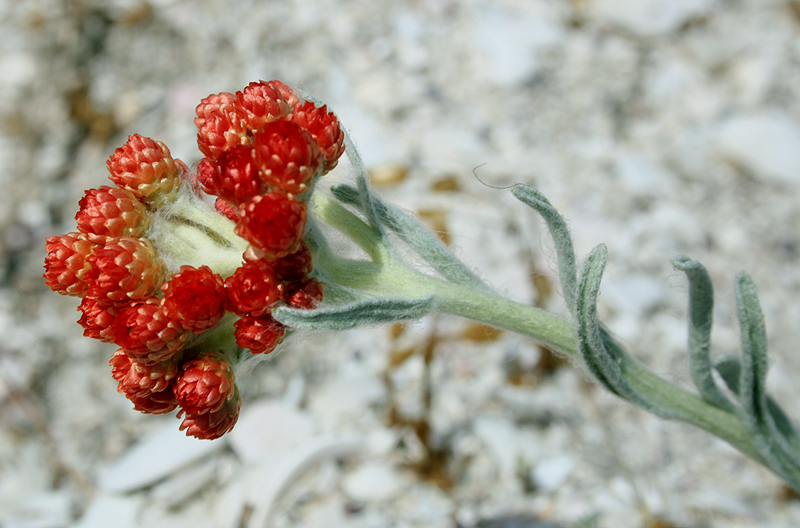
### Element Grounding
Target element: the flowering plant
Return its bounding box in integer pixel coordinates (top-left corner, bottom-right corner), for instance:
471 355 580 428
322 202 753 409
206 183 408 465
44 81 800 492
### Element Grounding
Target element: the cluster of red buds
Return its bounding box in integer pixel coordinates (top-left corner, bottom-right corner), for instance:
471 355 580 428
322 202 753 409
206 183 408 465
43 80 345 439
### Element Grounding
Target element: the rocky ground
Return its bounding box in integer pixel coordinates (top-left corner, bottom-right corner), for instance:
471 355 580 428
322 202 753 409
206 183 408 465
2 0 800 527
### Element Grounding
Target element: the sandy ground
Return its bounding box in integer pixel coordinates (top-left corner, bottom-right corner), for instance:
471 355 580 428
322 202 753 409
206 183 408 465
3 0 800 527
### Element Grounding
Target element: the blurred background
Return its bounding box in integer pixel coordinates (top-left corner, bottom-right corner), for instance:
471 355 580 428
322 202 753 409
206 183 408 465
2 0 800 526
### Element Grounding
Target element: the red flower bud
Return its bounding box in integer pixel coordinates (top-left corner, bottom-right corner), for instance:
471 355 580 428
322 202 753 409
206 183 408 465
110 348 178 398
224 261 280 316
214 144 262 205
112 297 188 364
87 236 166 302
195 91 237 130
286 277 324 310
236 193 307 260
234 80 291 132
197 111 249 160
234 314 286 354
128 389 179 415
161 265 227 333
174 351 236 415
77 295 120 342
271 241 313 281
265 80 302 108
252 120 321 194
44 232 96 296
107 134 183 203
76 186 149 242
193 157 219 196
214 197 239 222
178 386 241 440
290 101 346 173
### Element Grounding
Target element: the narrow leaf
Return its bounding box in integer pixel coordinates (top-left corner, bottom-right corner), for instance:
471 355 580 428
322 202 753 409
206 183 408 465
331 183 489 290
734 272 800 485
511 185 578 313
671 256 735 411
273 296 435 330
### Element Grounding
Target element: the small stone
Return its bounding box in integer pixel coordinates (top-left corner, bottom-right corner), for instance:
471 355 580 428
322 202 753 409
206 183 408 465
98 422 223 493
474 6 563 86
716 112 800 185
150 457 219 509
342 463 404 502
71 493 143 528
532 455 576 491
227 400 317 464
601 274 665 318
592 0 713 37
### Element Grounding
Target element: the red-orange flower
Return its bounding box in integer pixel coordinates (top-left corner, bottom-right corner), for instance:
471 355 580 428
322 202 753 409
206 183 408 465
234 80 291 131
77 295 120 343
197 112 249 160
214 144 262 205
161 265 226 334
112 297 188 364
87 236 166 302
110 348 178 398
286 277 325 310
107 134 183 203
174 351 236 415
178 386 241 440
194 91 237 130
253 120 321 194
224 261 280 316
44 232 96 296
234 314 286 354
271 241 313 281
236 193 307 260
128 389 179 415
290 101 346 173
76 186 149 242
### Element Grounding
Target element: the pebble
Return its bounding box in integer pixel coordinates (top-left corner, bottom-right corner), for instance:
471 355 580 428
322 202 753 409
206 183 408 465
716 112 800 186
227 399 317 464
473 416 524 480
532 455 576 492
149 456 220 509
591 0 714 37
98 422 223 493
342 463 404 503
473 5 563 86
70 494 143 528
600 274 666 318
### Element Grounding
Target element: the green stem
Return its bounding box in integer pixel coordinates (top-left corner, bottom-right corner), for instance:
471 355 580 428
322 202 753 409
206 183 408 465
310 187 773 477
434 279 768 466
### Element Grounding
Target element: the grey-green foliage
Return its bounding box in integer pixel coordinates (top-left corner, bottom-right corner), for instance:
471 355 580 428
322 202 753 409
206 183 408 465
275 119 800 490
510 184 800 491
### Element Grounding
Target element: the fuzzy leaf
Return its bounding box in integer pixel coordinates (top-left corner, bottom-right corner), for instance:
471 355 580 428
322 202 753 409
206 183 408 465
273 296 436 330
511 185 578 312
672 256 735 411
331 183 488 290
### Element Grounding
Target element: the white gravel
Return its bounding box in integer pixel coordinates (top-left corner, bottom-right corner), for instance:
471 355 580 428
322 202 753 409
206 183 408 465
2 0 800 527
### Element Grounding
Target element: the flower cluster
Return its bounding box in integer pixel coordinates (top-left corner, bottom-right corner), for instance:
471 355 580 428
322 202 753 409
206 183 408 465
44 80 344 439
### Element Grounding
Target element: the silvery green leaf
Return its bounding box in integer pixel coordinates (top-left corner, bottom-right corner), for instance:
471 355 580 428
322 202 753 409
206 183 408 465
331 183 489 290
273 296 436 330
511 185 578 312
671 256 735 411
734 272 800 486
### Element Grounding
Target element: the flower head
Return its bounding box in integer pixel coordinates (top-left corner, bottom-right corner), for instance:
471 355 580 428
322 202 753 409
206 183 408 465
44 233 96 296
107 134 184 204
43 80 339 439
161 265 226 334
173 351 236 415
178 386 241 440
